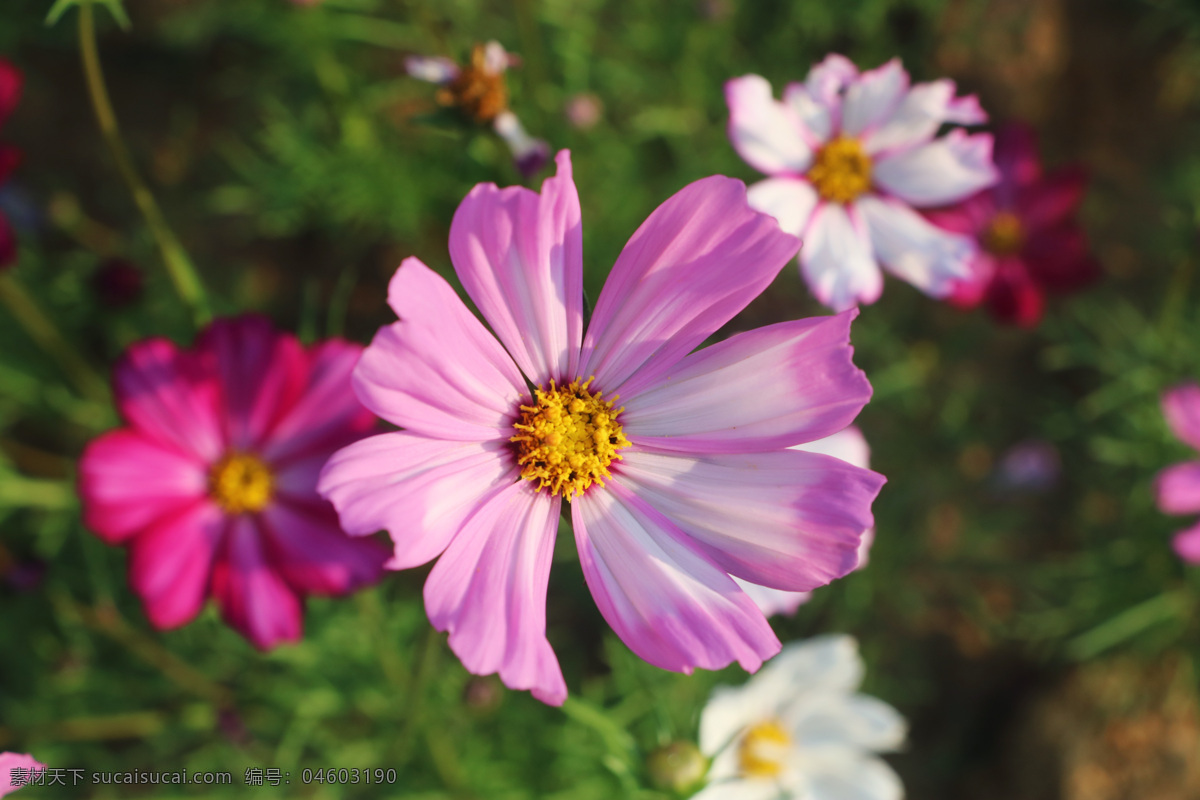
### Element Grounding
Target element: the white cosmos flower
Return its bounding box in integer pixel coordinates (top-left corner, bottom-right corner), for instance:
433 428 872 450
725 55 998 311
693 635 906 800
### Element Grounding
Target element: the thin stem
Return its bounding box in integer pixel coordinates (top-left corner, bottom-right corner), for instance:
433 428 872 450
0 274 108 402
77 4 211 328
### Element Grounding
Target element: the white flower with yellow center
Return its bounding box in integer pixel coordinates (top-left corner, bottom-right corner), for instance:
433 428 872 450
693 635 906 800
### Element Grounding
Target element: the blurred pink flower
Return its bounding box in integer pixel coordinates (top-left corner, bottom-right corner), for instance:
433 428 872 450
0 59 23 269
79 316 389 649
564 93 603 130
1155 383 1200 563
320 150 884 705
726 55 996 311
925 123 1099 326
0 753 44 797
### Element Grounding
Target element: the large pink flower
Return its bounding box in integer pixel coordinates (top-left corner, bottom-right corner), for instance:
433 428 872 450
924 122 1099 327
0 753 43 797
1155 383 1200 564
79 316 389 649
319 151 884 705
0 59 23 269
725 55 997 311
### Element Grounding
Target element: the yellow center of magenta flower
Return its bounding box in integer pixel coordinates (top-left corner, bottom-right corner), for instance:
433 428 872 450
983 211 1025 256
511 378 630 499
807 136 873 204
738 720 792 779
208 452 274 514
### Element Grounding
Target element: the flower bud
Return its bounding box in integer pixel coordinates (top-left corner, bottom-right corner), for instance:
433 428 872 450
646 741 708 794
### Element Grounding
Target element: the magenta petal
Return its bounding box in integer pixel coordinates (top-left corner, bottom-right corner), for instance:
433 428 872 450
615 449 883 591
572 481 780 674
79 429 208 543
113 337 225 462
993 123 1042 193
1018 166 1087 232
260 338 374 465
353 258 527 441
621 313 871 453
1172 521 1200 564
1022 225 1099 293
424 480 566 705
1155 461 1200 515
1162 384 1200 451
128 500 226 630
211 516 303 650
318 432 516 569
579 176 801 393
258 500 387 595
197 317 308 452
0 145 19 186
923 191 995 237
0 212 13 269
449 150 583 386
0 60 21 129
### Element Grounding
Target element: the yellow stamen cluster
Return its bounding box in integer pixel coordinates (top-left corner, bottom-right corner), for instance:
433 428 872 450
511 378 630 499
737 720 792 779
208 452 274 514
983 211 1025 256
807 136 873 204
437 43 509 124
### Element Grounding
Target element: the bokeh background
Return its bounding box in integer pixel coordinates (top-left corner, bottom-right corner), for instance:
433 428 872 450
2 0 1200 797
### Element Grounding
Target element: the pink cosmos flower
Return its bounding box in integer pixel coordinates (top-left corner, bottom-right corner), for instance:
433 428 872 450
0 59 23 269
319 151 884 705
0 753 44 797
79 316 389 649
725 55 997 311
1155 383 1200 564
924 123 1099 326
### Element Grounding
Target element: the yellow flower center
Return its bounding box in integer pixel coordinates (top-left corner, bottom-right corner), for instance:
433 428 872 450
436 43 509 124
807 136 873 204
738 720 792 779
208 452 274 514
983 211 1025 256
510 378 630 499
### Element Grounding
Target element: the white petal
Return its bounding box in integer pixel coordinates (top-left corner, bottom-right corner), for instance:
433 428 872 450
873 129 998 206
807 756 904 800
783 83 834 144
725 75 814 175
856 194 974 298
792 426 870 470
841 59 909 138
690 777 783 800
863 79 984 156
735 578 811 619
404 55 459 84
700 681 789 756
787 694 908 754
747 178 819 237
800 203 883 311
805 54 859 117
761 635 866 698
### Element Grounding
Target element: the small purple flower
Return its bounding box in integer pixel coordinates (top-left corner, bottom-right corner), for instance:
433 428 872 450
1155 383 1200 563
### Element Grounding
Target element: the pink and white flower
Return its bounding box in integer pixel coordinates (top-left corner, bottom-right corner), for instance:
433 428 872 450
725 55 998 311
319 151 884 705
1155 383 1200 563
79 316 389 649
0 753 44 797
735 425 876 617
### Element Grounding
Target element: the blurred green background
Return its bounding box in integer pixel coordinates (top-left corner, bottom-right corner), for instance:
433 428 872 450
2 0 1200 797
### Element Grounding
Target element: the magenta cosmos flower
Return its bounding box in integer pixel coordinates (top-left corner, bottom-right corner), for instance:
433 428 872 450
0 753 43 797
0 59 23 269
1155 383 1200 564
319 151 884 705
924 123 1099 327
725 55 997 311
79 317 389 649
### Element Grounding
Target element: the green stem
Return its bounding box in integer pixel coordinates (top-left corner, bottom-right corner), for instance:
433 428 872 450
77 4 211 328
0 274 108 402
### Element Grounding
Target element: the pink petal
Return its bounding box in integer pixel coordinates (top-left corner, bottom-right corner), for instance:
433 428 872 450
993 122 1042 194
620 313 872 453
79 429 208 544
211 516 303 650
857 194 976 298
800 202 882 311
841 59 909 138
580 176 801 393
804 54 859 122
984 257 1045 326
1022 226 1099 293
863 79 986 156
260 338 375 465
448 150 582 385
724 75 814 176
128 500 226 630
572 480 781 674
424 480 566 705
734 578 811 618
945 253 993 310
0 752 44 797
746 177 819 237
1155 461 1200 515
1162 384 1200 451
782 82 834 144
0 60 21 129
258 499 388 595
0 213 13 269
0 144 18 185
113 337 225 462
353 258 526 441
318 431 516 569
1172 520 1200 564
196 316 308 453
1018 166 1087 232
615 448 882 591
922 190 995 237
874 130 999 207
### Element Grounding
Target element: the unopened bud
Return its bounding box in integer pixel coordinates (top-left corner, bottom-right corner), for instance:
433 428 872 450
646 741 708 794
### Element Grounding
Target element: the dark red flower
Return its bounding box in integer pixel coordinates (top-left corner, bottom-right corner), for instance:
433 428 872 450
0 58 23 270
925 123 1099 327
